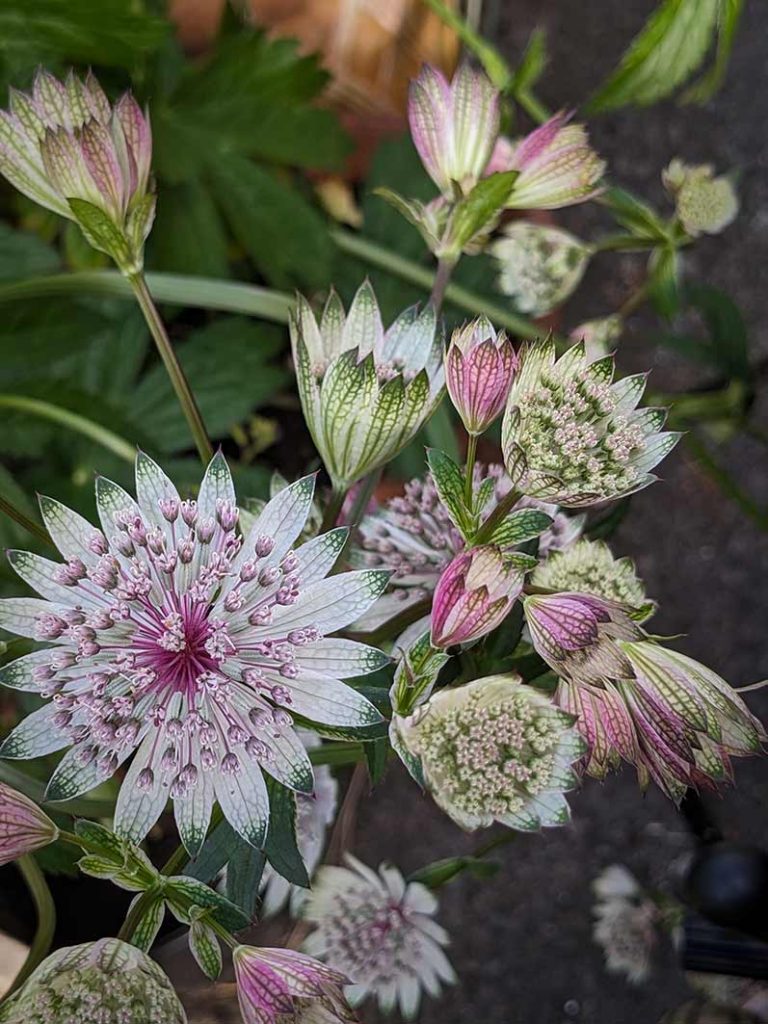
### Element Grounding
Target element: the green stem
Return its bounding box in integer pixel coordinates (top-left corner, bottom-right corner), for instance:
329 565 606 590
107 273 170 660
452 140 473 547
116 839 191 944
4 856 57 1000
206 916 238 950
430 258 455 308
474 487 520 544
0 394 135 463
464 434 478 509
0 271 293 324
320 487 347 534
331 229 564 343
0 493 52 547
515 89 551 124
128 273 213 465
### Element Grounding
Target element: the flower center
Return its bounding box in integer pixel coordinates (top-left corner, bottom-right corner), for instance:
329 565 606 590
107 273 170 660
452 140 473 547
133 600 225 700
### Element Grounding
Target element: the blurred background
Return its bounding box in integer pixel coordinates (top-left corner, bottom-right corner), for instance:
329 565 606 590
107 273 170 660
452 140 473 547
0 1 766 1022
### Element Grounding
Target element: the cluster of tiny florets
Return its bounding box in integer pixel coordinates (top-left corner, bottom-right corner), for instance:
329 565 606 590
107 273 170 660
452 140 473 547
532 539 649 613
418 689 561 821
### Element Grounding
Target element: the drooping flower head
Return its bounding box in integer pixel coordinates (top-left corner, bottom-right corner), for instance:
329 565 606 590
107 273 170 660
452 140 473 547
431 545 527 648
490 222 592 317
291 281 444 490
0 452 389 854
489 111 606 209
0 781 59 866
592 865 658 985
304 854 455 1018
502 336 681 506
408 63 500 198
523 594 765 799
445 316 518 436
663 158 738 237
0 938 186 1023
0 69 154 273
393 674 584 831
531 538 655 621
233 945 355 1024
353 462 583 632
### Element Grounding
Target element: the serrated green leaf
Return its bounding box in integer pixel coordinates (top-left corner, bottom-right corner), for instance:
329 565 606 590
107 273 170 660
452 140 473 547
682 0 743 103
0 223 59 281
165 875 250 932
425 448 473 537
128 892 166 953
483 508 553 548
264 777 309 888
448 171 518 252
511 28 549 93
603 187 669 242
149 179 230 278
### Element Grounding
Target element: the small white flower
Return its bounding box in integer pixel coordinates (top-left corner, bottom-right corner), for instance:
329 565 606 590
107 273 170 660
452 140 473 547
592 865 658 985
303 854 455 1019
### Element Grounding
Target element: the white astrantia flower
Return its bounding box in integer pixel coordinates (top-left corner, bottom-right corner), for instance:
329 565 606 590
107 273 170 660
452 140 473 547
592 864 658 985
352 462 584 632
394 674 584 831
303 854 455 1019
0 452 390 855
290 281 444 491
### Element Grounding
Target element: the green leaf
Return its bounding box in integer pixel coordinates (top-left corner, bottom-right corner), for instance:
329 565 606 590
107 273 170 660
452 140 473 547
129 317 287 452
684 283 750 382
189 918 222 980
511 28 549 94
149 179 230 279
448 172 518 252
682 0 743 103
263 777 309 888
67 199 134 270
182 820 235 884
165 875 251 932
129 893 165 953
364 737 389 786
483 508 553 548
224 837 266 920
0 224 59 281
425 448 473 535
409 855 500 889
603 187 669 242
648 246 681 320
588 0 721 112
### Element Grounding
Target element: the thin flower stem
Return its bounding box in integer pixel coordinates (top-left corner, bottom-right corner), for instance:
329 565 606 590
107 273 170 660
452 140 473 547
116 838 196 944
0 493 53 547
207 916 239 950
320 487 347 534
128 273 213 465
0 394 135 463
464 434 478 510
3 855 57 1000
474 487 520 544
430 258 455 308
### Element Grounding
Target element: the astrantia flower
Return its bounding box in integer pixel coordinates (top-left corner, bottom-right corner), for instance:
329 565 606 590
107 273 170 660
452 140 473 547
570 315 623 360
489 111 606 210
393 674 583 830
663 158 738 237
431 545 526 648
233 945 355 1024
353 463 583 631
291 281 444 490
531 538 655 621
490 222 591 317
502 336 681 506
261 757 338 917
304 854 455 1018
0 69 154 273
592 865 658 985
408 63 499 198
0 938 186 1024
445 316 518 435
0 452 389 854
0 782 59 866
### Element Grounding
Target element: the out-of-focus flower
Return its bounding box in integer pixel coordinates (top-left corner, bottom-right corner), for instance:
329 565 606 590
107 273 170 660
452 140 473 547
445 316 518 435
290 281 444 490
0 938 186 1023
663 159 738 237
662 1003 765 1024
408 63 499 198
531 538 655 621
0 452 388 855
489 112 606 209
353 463 583 631
393 674 583 830
260 758 338 917
686 972 768 1023
304 853 455 1018
502 336 681 506
431 545 526 648
524 594 765 799
0 69 154 274
569 314 624 360
490 222 592 316
592 864 658 984
0 781 59 866
233 945 355 1024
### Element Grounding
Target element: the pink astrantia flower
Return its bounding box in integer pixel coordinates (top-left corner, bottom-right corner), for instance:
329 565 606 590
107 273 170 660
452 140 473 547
431 545 527 648
488 111 605 210
523 594 765 800
233 945 356 1024
0 452 389 855
0 69 154 272
0 781 59 866
408 63 500 198
445 316 518 436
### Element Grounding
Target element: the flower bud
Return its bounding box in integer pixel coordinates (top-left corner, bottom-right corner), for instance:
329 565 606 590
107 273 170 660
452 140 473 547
0 782 59 866
491 222 591 316
445 316 517 435
431 545 526 648
569 314 623 360
663 158 738 236
233 945 354 1024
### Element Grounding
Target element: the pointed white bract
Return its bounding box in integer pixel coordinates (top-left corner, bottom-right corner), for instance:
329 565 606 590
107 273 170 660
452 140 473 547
393 674 584 831
290 281 444 490
304 854 455 1019
502 336 682 507
0 69 154 273
0 452 388 853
